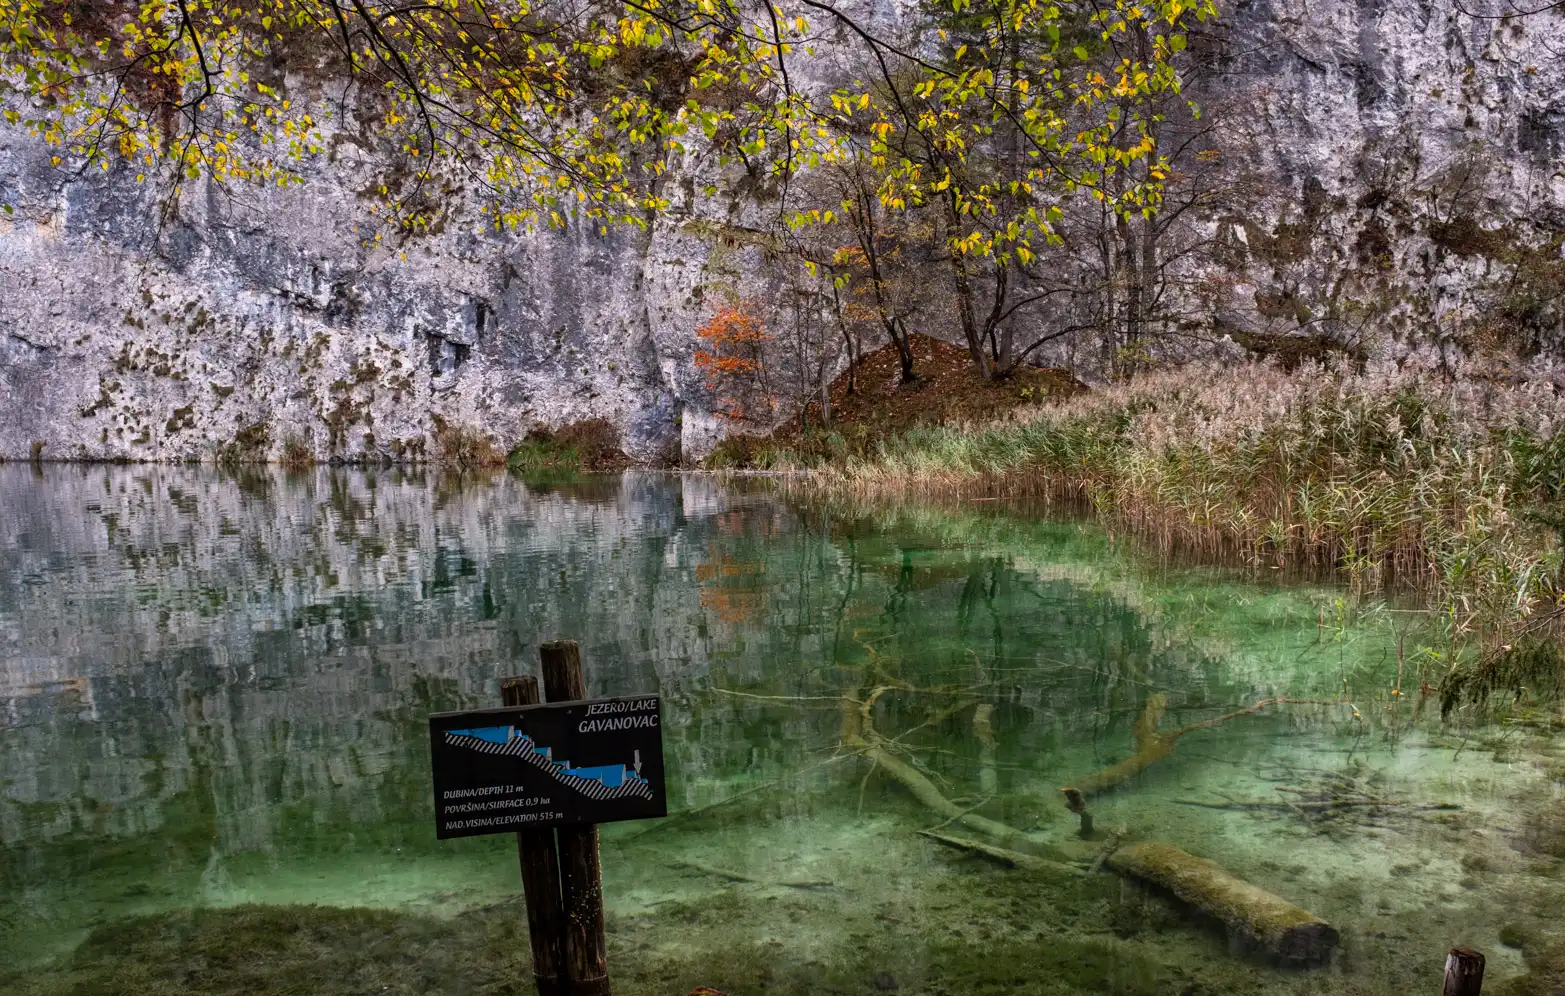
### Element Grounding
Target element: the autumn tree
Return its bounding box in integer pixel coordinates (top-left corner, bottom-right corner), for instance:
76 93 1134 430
782 0 1214 382
820 152 931 384
2 0 1212 231
694 302 773 424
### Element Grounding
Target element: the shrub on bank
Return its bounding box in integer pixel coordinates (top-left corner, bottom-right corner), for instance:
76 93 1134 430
507 419 628 472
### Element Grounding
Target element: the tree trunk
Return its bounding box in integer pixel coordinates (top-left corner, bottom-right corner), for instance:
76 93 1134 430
1117 210 1142 368
986 262 1012 377
1106 842 1339 964
1098 203 1118 374
855 188 916 384
831 283 856 395
948 244 992 379
888 317 917 383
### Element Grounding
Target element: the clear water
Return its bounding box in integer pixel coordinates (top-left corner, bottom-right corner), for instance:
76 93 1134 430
2 465 1562 994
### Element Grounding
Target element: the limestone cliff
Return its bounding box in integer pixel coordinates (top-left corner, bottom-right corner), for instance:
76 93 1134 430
0 0 1560 464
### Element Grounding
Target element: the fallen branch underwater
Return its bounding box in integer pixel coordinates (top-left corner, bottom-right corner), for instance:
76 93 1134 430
916 830 1085 877
714 681 1340 963
842 684 1057 854
670 858 834 890
1062 695 1346 802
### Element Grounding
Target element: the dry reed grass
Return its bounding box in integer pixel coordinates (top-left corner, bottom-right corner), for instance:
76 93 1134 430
775 357 1565 706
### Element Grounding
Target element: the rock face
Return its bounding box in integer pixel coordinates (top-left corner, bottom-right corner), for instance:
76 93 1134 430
0 141 723 464
0 0 1560 464
1191 0 1565 363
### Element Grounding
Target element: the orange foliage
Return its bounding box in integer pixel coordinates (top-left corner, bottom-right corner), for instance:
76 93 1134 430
694 303 773 423
696 557 765 581
696 546 767 623
699 586 768 623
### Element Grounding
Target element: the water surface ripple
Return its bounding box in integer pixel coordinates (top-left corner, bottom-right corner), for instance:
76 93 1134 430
2 466 1561 994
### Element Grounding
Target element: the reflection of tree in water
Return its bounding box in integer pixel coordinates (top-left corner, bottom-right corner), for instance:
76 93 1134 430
697 551 767 625
693 510 774 625
701 529 1173 795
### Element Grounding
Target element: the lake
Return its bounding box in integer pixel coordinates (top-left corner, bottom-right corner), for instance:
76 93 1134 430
2 465 1561 994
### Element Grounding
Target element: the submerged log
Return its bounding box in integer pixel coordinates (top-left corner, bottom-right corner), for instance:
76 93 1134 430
828 681 1336 969
860 731 1039 850
1105 841 1338 964
842 684 1054 854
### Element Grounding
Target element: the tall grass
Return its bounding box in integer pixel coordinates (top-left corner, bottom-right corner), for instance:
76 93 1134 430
779 358 1565 707
431 417 506 471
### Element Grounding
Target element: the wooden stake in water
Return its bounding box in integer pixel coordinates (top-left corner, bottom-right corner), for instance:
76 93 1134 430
501 675 568 996
1062 787 1095 838
539 641 612 996
1442 947 1484 996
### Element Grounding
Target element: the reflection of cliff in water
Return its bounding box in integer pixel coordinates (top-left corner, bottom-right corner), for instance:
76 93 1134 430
0 466 1228 900
0 470 709 866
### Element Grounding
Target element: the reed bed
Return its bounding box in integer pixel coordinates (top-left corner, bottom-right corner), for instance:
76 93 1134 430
773 359 1565 706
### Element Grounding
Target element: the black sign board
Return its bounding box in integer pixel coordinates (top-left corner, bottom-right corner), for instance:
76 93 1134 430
429 695 666 839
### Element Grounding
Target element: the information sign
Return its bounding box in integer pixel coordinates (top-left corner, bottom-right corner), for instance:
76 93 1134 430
429 695 666 839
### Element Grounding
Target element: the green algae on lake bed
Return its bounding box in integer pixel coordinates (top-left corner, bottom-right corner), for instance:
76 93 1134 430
0 904 530 996
3 466 1564 994
0 896 1168 996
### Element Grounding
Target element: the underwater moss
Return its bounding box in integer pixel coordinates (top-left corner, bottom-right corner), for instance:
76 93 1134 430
1497 938 1565 996
0 898 1185 996
0 903 530 996
1500 923 1535 950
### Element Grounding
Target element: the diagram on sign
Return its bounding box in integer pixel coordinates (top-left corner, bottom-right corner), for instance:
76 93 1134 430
444 726 655 801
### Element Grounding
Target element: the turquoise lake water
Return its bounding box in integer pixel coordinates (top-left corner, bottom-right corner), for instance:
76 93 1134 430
1 465 1562 994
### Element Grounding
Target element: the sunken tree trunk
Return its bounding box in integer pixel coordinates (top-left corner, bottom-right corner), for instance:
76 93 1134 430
1106 842 1339 964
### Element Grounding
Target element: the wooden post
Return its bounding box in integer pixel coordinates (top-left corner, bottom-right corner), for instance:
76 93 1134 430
1443 947 1484 996
501 675 568 996
1062 787 1095 838
539 641 612 996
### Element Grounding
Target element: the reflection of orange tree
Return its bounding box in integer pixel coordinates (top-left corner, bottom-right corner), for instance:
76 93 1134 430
694 304 774 424
696 547 766 623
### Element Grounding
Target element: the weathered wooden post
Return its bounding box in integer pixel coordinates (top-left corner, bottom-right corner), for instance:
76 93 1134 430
539 640 612 996
430 644 663 996
1062 787 1095 838
501 676 568 996
1443 947 1484 996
